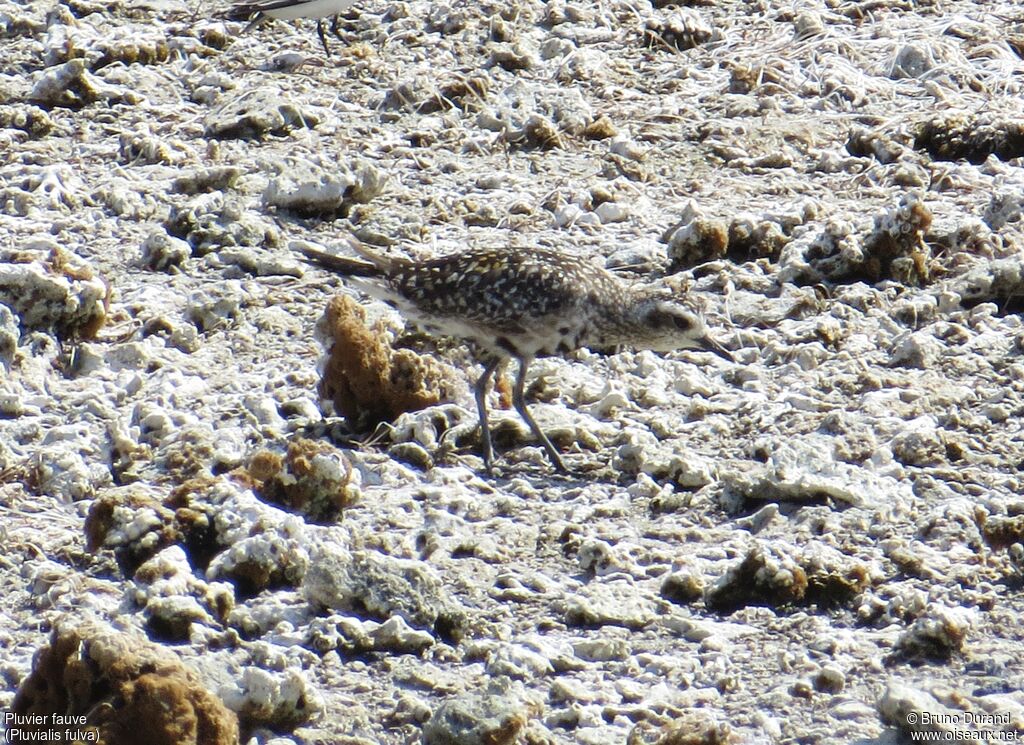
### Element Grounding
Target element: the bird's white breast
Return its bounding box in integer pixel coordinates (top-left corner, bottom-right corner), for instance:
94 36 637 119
264 0 355 20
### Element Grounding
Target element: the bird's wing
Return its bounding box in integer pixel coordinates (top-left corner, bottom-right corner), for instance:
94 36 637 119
225 0 319 19
293 240 383 278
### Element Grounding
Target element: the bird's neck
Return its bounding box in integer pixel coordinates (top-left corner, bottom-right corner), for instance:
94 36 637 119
581 286 647 349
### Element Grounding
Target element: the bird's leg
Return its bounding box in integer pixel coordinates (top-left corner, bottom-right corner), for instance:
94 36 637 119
242 17 264 36
511 358 568 473
316 19 331 56
473 357 503 474
331 14 345 40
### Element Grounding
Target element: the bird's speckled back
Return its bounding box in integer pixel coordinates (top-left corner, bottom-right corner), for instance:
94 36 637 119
387 247 628 332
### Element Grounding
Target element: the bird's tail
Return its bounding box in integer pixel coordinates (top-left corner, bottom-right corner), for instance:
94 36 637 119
293 238 390 277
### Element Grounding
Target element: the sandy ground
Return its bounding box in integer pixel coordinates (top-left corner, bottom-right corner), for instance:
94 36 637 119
2 0 1024 742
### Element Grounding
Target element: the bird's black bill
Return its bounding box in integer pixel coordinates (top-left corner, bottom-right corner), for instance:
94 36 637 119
700 335 735 362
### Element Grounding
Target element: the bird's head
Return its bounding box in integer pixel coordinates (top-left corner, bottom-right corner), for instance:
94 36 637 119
633 296 734 361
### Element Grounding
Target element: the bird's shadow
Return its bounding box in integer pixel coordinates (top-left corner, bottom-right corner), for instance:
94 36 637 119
476 451 616 489
294 419 615 488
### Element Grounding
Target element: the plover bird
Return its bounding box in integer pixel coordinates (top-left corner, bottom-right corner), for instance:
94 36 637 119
226 0 356 56
297 238 733 473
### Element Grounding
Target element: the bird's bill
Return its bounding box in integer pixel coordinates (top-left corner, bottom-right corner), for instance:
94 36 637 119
699 334 735 362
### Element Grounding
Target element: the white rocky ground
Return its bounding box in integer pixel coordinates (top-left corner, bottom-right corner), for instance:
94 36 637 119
2 0 1024 743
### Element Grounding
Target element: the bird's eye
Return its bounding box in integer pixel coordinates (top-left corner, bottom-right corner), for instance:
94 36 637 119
670 314 692 331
